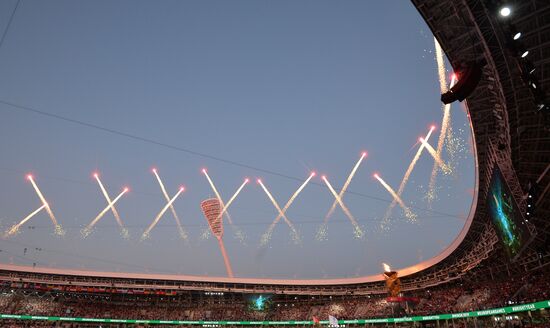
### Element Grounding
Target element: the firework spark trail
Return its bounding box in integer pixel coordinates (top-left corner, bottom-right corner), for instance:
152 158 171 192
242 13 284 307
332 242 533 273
218 179 249 220
153 169 188 240
5 204 46 237
374 174 416 221
257 179 303 244
202 170 234 225
380 126 435 227
426 102 451 204
142 187 184 239
28 175 63 235
218 238 234 278
322 175 364 238
427 43 457 204
82 188 128 237
203 170 248 244
322 153 366 225
270 173 315 228
94 174 128 238
419 138 452 174
435 37 448 94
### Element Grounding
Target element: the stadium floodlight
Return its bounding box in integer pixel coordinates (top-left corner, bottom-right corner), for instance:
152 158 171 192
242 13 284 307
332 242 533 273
499 7 511 17
441 61 484 104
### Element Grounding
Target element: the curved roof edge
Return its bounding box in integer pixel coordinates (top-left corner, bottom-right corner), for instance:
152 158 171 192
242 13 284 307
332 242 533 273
0 127 479 287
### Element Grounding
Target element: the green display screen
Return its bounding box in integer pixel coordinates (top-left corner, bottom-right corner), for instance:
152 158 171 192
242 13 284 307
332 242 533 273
487 167 526 258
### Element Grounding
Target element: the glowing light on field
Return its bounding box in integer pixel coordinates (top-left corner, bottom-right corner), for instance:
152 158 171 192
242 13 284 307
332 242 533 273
82 188 128 238
317 152 366 240
258 174 313 245
153 168 188 241
5 204 46 237
322 175 364 238
419 138 452 174
381 126 435 228
374 173 416 221
383 262 391 272
142 187 184 240
94 173 129 239
28 175 64 235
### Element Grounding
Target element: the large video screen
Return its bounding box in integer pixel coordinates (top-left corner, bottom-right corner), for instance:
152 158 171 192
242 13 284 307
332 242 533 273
487 166 528 259
246 295 273 312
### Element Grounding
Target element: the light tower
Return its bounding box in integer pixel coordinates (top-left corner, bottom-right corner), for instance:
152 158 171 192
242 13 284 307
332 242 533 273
201 198 233 277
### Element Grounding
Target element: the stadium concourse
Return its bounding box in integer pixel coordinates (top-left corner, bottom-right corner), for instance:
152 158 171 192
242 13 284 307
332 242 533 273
1 0 550 327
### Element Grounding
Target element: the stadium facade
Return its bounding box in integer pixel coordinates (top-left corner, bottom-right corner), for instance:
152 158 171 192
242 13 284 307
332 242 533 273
1 0 549 326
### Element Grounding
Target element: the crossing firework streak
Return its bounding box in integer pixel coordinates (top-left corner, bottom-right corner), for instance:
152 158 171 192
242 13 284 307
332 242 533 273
419 138 452 174
322 152 366 225
82 188 128 237
322 175 364 238
257 174 313 245
374 173 416 221
94 173 129 238
381 126 435 228
153 168 188 240
27 175 64 235
142 187 184 240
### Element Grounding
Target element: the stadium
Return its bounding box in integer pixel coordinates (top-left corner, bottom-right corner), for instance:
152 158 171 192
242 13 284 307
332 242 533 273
0 0 549 327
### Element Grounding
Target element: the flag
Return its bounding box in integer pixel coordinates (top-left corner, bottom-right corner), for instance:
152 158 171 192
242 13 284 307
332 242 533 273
329 315 338 327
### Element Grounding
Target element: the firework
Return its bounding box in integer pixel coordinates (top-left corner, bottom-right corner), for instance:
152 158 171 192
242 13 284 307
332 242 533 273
419 138 452 174
321 175 364 238
141 187 184 240
374 173 416 221
203 170 250 244
318 152 366 237
5 204 46 237
258 174 313 245
219 178 249 220
82 188 128 237
27 175 64 235
94 173 129 238
434 37 448 94
381 126 435 228
152 169 188 241
202 169 235 225
426 46 456 203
